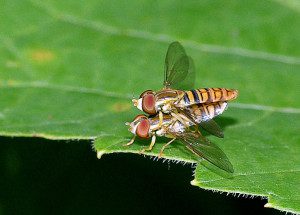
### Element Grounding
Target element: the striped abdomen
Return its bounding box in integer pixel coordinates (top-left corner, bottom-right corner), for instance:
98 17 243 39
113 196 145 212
178 88 238 107
186 102 228 123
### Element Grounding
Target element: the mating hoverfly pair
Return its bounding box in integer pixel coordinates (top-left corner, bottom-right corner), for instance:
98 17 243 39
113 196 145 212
126 42 238 173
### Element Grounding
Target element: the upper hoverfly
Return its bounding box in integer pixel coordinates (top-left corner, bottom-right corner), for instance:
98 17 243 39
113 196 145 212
132 42 238 136
125 101 234 173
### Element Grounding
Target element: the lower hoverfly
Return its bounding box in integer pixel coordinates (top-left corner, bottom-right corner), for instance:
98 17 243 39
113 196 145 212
132 41 238 128
126 101 233 173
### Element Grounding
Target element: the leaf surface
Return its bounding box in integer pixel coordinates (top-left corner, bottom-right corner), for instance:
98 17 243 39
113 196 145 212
0 0 300 213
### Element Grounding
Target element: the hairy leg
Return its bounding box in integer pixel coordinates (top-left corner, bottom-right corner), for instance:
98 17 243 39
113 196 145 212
158 138 176 158
124 135 136 146
140 135 157 154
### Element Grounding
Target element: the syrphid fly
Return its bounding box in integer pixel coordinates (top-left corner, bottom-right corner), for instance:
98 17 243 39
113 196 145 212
132 42 238 129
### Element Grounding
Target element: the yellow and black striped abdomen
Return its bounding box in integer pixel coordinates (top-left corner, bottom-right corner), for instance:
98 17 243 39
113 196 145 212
187 102 228 123
178 88 238 106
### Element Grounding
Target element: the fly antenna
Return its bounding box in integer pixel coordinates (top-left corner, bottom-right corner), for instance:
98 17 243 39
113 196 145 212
131 93 138 107
132 98 138 107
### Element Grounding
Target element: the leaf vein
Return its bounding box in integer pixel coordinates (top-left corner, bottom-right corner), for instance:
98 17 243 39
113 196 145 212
0 81 130 100
0 112 110 129
1 81 299 114
28 0 300 65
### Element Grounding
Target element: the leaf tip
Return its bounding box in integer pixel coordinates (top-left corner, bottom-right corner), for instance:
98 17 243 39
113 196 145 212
190 179 198 186
97 150 106 159
264 203 273 208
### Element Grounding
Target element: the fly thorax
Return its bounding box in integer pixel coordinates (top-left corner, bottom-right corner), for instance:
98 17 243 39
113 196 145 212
155 103 162 112
149 123 160 132
162 103 172 113
156 127 167 137
156 99 175 113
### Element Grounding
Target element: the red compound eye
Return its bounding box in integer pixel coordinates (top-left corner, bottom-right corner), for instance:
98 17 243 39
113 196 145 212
139 90 153 98
142 93 156 115
136 119 150 138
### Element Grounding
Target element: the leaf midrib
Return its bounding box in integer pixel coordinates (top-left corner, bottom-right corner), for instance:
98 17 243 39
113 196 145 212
1 81 300 114
0 81 130 99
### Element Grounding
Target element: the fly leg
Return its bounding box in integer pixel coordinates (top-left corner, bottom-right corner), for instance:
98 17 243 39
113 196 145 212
170 112 190 127
140 135 156 154
158 138 176 158
158 111 163 127
124 135 136 146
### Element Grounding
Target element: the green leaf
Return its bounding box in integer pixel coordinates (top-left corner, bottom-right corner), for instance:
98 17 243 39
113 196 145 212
1 0 300 213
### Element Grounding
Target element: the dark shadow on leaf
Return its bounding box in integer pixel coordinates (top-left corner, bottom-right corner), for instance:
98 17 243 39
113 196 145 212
214 117 238 130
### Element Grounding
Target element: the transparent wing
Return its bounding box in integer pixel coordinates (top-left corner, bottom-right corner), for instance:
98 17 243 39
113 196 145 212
200 120 224 138
164 41 187 84
164 42 195 89
174 131 234 173
178 57 195 90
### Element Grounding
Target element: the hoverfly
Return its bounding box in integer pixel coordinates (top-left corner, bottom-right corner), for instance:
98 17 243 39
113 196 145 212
132 42 238 130
125 101 233 173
